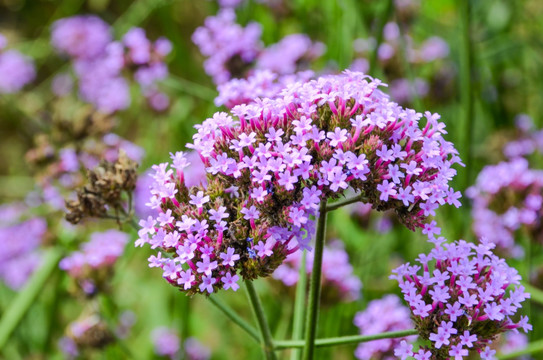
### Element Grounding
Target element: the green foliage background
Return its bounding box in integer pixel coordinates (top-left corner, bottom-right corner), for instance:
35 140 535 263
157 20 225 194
1 0 543 359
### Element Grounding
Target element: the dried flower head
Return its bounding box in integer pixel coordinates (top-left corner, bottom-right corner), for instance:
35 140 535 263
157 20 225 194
65 150 138 224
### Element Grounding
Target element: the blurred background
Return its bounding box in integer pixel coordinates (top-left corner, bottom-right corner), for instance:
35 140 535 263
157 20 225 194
0 0 542 359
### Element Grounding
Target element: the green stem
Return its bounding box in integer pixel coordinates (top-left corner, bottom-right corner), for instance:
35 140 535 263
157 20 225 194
163 76 217 101
276 329 418 349
180 296 190 356
207 295 260 343
497 339 543 359
459 0 475 189
0 248 62 350
245 281 277 360
302 200 328 360
326 194 368 212
290 251 307 360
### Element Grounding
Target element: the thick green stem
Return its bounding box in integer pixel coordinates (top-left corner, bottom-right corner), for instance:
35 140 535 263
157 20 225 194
0 248 62 350
245 280 277 360
276 329 418 349
207 295 260 343
326 193 368 212
302 200 328 360
459 0 475 188
290 251 307 360
497 339 543 359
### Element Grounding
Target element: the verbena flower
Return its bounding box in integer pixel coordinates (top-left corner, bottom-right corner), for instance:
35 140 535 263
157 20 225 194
467 157 543 257
192 10 323 88
192 9 262 84
273 240 362 302
391 238 531 359
0 203 46 290
353 294 416 360
0 34 36 93
60 230 128 295
499 332 531 360
215 69 314 108
350 22 450 105
137 70 461 295
51 17 171 113
151 327 211 360
503 114 543 159
256 34 325 75
51 15 112 60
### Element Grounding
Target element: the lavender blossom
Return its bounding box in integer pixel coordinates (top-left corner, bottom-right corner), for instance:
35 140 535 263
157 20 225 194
353 295 416 360
192 9 262 84
215 69 314 108
51 15 112 59
185 337 212 360
0 47 36 94
51 17 171 113
391 238 531 359
151 328 211 360
152 327 180 359
60 230 128 294
467 157 543 257
273 240 362 302
137 70 461 295
0 204 46 290
256 34 325 75
503 114 543 159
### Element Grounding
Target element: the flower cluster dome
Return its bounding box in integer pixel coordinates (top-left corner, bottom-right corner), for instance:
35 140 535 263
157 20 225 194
137 70 462 295
391 238 531 360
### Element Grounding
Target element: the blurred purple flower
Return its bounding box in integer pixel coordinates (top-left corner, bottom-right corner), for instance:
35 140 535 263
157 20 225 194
51 15 112 59
0 206 46 290
0 49 36 94
51 16 112 60
354 295 416 360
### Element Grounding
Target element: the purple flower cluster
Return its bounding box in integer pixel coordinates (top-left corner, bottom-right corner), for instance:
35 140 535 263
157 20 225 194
499 332 531 359
467 157 543 257
137 70 461 295
0 34 36 94
60 230 128 293
151 327 211 360
192 9 324 90
349 201 394 234
0 203 46 290
51 16 171 113
256 34 325 75
273 240 362 301
350 23 450 105
503 114 543 159
391 238 531 359
135 151 206 219
192 9 262 84
353 295 416 360
215 69 314 108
